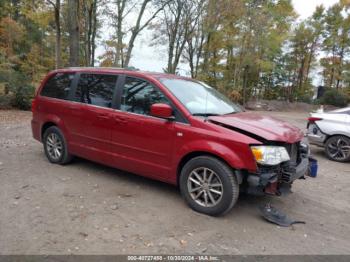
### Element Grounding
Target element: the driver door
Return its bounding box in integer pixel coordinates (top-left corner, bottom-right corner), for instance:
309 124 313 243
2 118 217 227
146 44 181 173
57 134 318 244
110 76 175 180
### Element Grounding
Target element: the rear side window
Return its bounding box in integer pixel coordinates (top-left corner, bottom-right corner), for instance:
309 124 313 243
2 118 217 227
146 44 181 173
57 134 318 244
74 74 118 108
40 73 75 99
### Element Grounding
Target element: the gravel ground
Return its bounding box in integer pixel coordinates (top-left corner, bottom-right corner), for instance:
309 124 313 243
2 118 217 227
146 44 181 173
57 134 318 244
0 109 349 255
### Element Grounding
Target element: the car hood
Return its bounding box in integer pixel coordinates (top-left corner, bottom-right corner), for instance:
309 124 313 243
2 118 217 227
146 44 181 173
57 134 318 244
209 112 304 144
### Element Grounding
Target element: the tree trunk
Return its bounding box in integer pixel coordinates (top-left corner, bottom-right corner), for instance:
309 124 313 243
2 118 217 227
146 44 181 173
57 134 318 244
304 42 316 87
242 65 249 106
194 33 204 78
336 45 345 89
114 1 123 67
54 0 61 69
68 0 79 66
90 0 97 66
124 0 167 67
166 1 183 73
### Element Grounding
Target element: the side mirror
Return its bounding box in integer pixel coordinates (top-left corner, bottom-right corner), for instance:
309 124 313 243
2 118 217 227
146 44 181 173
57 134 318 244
150 103 174 120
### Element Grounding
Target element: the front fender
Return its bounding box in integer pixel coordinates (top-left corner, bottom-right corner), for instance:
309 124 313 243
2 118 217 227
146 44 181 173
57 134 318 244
175 139 257 173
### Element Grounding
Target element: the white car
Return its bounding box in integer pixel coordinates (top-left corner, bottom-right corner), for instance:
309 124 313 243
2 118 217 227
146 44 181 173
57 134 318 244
307 107 350 162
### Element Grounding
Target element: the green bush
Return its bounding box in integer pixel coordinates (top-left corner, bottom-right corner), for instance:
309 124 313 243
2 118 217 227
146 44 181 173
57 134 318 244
0 94 13 109
298 94 313 104
320 89 349 108
0 69 35 110
10 84 35 110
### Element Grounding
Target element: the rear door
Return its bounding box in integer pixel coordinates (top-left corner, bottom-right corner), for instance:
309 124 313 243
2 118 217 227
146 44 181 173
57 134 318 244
69 73 119 163
110 76 177 180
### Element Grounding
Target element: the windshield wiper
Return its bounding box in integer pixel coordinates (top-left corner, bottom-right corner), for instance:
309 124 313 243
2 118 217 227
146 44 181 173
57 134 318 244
192 113 220 117
222 111 237 115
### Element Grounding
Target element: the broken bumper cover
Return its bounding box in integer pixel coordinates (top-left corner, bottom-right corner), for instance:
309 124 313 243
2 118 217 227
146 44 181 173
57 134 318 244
246 156 313 196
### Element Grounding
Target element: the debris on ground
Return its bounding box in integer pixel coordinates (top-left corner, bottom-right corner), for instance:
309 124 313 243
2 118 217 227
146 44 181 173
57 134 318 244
179 239 187 246
259 203 306 227
118 193 133 198
78 232 88 238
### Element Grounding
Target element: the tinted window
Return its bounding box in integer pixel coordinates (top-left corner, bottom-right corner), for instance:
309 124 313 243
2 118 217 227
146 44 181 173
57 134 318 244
121 77 169 115
74 74 117 108
41 73 74 99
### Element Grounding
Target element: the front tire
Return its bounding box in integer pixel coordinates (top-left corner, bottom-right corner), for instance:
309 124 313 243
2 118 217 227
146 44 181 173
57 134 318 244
325 135 350 162
179 156 239 216
43 126 73 164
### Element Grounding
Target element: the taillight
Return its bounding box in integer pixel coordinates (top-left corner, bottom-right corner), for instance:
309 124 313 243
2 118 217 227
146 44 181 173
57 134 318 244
308 117 322 123
31 99 37 112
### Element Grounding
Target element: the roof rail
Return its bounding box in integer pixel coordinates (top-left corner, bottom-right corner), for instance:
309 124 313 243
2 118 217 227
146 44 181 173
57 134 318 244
66 66 139 71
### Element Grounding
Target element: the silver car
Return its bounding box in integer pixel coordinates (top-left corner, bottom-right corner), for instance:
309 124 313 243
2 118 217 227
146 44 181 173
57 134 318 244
307 107 350 162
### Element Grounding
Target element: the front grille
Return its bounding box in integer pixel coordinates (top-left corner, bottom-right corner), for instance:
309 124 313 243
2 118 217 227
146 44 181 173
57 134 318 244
280 142 302 183
284 142 300 164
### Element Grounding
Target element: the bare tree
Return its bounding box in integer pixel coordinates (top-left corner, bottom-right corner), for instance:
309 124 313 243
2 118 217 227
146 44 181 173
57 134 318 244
68 0 79 66
154 0 203 74
91 0 98 66
82 0 99 66
47 0 61 68
106 0 169 67
107 0 128 67
124 0 170 67
183 1 205 78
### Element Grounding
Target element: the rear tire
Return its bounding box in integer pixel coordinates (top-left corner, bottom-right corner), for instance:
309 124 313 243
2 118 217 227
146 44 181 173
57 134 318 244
43 126 73 165
325 135 350 162
179 156 239 216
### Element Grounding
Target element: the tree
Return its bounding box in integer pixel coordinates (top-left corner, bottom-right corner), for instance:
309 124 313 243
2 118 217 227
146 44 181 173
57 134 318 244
47 0 61 69
183 16 204 78
81 0 99 66
198 0 295 103
102 0 169 68
68 0 79 66
153 0 204 74
321 3 350 89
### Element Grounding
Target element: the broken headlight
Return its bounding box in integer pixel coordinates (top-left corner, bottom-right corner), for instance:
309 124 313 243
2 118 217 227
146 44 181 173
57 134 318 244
250 145 290 166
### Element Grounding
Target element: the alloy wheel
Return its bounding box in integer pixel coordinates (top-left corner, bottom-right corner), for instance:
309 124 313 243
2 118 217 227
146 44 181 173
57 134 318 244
46 133 63 160
187 167 223 207
327 137 350 161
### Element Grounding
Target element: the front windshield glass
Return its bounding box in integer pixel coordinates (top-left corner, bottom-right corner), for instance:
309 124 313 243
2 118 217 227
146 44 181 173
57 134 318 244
160 78 241 116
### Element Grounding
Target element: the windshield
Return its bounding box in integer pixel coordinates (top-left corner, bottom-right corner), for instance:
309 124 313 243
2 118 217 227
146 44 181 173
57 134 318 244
160 78 241 116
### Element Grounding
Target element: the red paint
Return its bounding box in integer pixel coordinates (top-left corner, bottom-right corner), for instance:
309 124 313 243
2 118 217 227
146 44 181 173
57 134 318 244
209 112 304 144
150 103 173 119
31 68 305 185
307 117 323 123
264 181 278 195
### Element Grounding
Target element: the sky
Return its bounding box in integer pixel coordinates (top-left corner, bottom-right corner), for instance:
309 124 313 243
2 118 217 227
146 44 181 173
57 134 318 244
292 0 339 19
97 0 340 76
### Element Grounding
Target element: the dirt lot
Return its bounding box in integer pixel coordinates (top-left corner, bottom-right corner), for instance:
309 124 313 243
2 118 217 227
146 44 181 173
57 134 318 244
0 110 349 255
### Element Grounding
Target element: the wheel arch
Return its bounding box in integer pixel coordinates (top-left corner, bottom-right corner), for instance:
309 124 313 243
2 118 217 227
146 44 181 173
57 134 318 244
40 114 69 142
176 151 243 186
41 122 57 140
325 133 350 141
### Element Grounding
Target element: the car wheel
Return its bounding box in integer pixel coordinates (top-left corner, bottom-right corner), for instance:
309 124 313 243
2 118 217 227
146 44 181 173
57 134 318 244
43 126 73 164
179 156 239 216
325 135 350 162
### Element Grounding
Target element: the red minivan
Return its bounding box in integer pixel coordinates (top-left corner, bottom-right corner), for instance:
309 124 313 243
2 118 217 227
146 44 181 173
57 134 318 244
32 68 312 216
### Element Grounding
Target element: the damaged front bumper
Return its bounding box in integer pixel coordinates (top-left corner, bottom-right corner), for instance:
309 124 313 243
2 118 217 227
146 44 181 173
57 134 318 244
245 155 314 196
